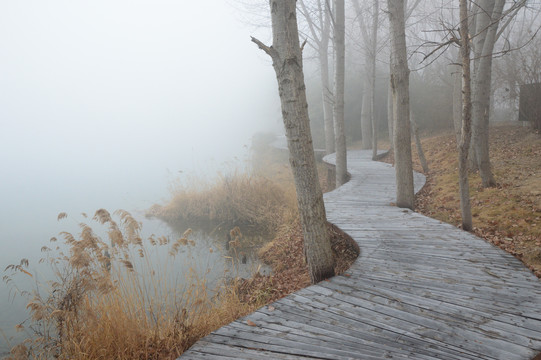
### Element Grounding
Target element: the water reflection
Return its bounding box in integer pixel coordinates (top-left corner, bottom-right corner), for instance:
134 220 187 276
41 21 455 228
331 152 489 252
165 220 272 288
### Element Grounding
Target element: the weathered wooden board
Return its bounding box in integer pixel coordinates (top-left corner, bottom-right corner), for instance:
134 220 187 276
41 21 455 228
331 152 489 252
179 150 541 359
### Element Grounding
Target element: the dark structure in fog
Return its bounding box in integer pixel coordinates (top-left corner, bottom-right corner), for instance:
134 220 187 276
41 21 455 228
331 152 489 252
519 83 541 130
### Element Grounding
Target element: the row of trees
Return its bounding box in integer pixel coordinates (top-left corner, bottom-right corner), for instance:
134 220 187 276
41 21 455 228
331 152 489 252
254 0 538 283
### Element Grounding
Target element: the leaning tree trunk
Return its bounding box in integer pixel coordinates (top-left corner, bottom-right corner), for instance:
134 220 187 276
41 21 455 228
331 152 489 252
333 0 348 186
458 0 473 231
387 0 414 209
251 0 335 283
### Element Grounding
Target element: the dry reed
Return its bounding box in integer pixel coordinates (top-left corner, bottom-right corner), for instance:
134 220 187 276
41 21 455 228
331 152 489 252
3 209 260 359
150 172 297 233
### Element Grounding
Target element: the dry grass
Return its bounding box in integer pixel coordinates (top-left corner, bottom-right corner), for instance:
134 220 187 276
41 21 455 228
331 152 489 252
405 124 541 276
3 210 262 359
149 172 297 233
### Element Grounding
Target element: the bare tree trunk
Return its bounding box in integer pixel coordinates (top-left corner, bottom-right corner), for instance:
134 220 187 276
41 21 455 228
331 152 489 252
458 0 473 231
411 113 429 174
471 0 503 187
387 0 414 209
360 82 372 150
351 0 378 158
387 76 394 152
320 45 335 155
299 0 335 155
333 0 347 186
453 58 478 170
370 0 379 161
251 0 334 283
452 59 462 144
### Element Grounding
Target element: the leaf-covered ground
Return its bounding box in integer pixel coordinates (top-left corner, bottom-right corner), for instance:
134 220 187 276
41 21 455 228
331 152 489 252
237 219 359 305
409 124 541 276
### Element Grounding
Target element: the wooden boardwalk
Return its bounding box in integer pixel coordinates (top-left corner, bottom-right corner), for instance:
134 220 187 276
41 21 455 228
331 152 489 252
180 150 541 359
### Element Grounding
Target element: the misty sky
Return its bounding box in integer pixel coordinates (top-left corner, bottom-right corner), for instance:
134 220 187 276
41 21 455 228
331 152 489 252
0 1 281 220
0 0 286 277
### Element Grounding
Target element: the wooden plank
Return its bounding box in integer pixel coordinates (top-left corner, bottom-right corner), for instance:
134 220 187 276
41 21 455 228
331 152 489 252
262 295 484 360
186 340 334 359
300 285 532 359
327 276 541 345
338 274 541 327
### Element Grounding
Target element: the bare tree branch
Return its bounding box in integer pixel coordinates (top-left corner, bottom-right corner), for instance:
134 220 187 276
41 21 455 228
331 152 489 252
251 36 279 61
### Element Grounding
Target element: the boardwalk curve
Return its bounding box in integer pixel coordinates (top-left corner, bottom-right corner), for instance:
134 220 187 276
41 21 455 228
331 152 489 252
180 150 541 359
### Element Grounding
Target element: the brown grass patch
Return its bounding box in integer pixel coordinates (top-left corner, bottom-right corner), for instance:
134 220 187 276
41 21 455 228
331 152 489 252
149 173 297 233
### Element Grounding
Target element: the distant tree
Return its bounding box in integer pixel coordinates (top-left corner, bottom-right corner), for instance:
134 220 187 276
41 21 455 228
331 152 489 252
351 0 379 158
369 0 379 160
387 0 414 209
333 0 348 186
298 0 335 156
252 0 335 283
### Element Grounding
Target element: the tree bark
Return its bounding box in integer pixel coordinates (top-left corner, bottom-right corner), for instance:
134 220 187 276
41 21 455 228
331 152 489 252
387 76 394 151
360 82 372 150
320 43 335 155
387 0 414 209
458 0 473 231
370 0 379 161
299 0 335 155
471 0 503 187
411 113 428 174
333 0 347 186
252 0 335 283
452 58 462 144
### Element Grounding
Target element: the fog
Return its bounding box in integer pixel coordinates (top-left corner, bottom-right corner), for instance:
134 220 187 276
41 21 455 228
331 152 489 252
0 1 280 351
0 1 280 245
